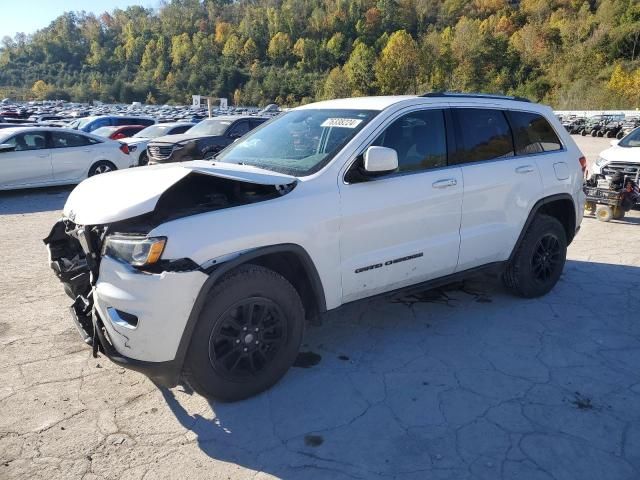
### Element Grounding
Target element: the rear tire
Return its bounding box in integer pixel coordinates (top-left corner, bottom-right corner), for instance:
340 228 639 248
503 214 567 298
138 151 149 166
88 160 117 177
612 206 625 220
184 264 305 402
596 205 613 222
584 201 597 215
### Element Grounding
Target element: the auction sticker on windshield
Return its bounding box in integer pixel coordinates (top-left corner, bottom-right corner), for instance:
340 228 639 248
321 118 363 128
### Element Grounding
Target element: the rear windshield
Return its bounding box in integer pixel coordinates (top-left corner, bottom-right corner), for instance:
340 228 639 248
134 124 174 138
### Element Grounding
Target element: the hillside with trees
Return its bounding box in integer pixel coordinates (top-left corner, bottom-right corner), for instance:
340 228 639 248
0 0 638 108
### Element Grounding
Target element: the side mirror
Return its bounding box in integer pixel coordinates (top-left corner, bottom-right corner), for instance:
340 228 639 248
363 146 398 174
228 131 241 139
0 143 16 153
610 139 619 147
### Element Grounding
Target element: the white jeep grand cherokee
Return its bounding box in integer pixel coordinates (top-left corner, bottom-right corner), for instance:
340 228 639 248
45 93 586 401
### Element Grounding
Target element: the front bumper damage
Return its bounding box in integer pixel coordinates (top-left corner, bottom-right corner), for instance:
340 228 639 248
44 219 207 387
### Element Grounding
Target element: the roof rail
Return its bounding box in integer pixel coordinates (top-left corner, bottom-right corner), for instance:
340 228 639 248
420 91 531 103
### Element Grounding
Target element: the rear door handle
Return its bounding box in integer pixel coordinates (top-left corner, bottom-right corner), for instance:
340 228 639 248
516 165 535 174
36 154 49 158
432 178 457 189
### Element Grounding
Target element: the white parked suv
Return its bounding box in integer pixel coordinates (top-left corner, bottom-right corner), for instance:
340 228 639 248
590 126 640 179
45 94 586 401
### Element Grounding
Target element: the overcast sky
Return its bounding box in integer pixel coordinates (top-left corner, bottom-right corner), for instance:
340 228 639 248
1 0 157 39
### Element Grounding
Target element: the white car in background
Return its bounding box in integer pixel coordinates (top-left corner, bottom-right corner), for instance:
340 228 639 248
121 122 195 166
0 127 132 190
591 126 640 178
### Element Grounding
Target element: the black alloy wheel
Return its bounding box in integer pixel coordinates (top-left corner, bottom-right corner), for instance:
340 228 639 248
530 234 562 283
208 297 287 379
183 264 304 402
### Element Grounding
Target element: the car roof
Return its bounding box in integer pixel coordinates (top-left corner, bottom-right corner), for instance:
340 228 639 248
203 115 269 121
0 126 103 137
296 94 549 113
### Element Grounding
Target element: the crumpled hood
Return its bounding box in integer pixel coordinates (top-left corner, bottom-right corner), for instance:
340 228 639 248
63 161 296 225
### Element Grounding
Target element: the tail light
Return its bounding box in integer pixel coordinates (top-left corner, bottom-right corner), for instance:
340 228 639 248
578 156 586 175
119 143 129 155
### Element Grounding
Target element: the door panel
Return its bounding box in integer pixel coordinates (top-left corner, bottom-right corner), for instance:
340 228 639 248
456 160 541 270
339 170 463 302
452 108 543 271
50 132 95 182
338 108 462 303
0 131 52 188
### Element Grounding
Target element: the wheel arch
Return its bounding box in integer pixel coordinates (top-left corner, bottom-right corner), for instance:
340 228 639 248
173 243 326 376
510 194 577 261
87 159 118 177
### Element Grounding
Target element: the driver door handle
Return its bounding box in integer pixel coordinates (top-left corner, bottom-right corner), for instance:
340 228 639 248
516 165 535 174
432 178 457 189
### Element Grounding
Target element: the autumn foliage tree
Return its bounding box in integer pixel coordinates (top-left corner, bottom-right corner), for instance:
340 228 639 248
375 30 419 94
0 1 638 107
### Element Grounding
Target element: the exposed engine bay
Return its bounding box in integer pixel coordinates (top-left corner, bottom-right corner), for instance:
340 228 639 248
44 171 297 349
110 172 296 233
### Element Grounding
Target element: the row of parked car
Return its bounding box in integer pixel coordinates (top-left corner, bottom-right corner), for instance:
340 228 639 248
0 114 270 190
560 114 640 139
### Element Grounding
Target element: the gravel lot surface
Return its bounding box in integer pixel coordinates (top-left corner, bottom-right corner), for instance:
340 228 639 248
1 136 639 480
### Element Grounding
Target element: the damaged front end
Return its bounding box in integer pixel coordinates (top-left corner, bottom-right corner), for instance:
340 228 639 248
44 163 298 385
44 218 106 350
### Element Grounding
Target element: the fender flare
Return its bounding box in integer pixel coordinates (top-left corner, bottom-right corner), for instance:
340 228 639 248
172 243 326 374
509 193 576 261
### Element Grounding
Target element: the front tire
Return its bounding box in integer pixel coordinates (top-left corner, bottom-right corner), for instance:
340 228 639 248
503 214 567 298
184 265 304 402
88 160 116 177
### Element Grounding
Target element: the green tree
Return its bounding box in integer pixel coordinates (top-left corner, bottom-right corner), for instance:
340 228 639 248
344 42 376 95
31 80 50 100
321 66 351 100
374 30 419 94
267 32 292 65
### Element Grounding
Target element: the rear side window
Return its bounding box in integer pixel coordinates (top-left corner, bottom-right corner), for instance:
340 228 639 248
453 109 514 163
52 131 96 148
372 109 447 172
509 111 562 155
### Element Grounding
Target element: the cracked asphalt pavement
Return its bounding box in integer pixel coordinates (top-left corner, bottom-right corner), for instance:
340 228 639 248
1 136 639 480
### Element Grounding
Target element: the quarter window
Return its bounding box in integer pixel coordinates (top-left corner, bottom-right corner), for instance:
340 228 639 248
509 111 562 154
5 132 47 151
453 109 514 163
372 109 447 172
51 132 95 148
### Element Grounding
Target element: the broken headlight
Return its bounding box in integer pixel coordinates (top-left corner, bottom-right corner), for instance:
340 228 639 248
102 235 166 267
